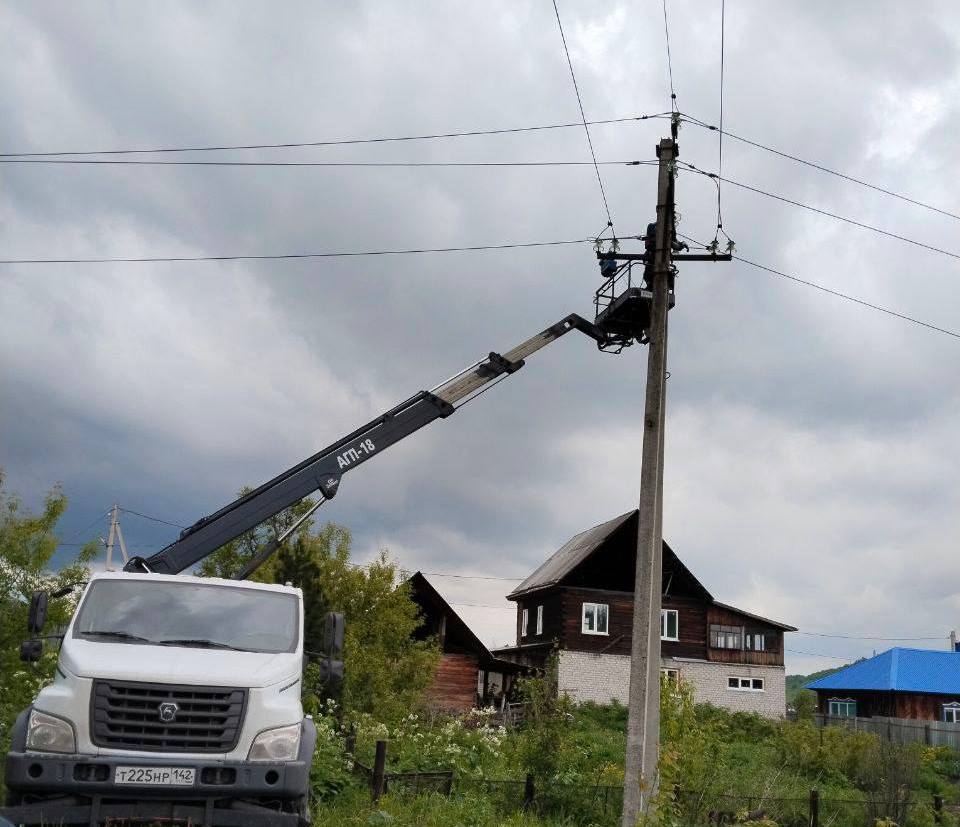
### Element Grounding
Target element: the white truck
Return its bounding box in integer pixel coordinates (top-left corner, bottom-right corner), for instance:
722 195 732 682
4 572 315 826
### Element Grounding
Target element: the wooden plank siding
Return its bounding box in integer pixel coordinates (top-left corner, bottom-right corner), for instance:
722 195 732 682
513 587 785 666
428 653 480 712
815 690 960 721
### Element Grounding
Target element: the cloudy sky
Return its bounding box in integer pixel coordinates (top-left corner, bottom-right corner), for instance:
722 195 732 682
2 1 959 674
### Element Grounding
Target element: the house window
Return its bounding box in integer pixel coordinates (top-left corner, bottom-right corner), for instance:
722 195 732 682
521 608 528 638
536 605 543 636
728 676 764 691
828 699 856 718
711 624 743 649
661 609 679 641
744 631 767 651
581 602 609 635
661 668 679 684
943 704 960 724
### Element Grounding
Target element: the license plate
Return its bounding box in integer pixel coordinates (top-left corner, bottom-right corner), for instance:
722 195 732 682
114 766 196 786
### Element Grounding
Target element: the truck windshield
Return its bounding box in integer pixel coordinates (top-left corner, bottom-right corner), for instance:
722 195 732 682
73 579 299 654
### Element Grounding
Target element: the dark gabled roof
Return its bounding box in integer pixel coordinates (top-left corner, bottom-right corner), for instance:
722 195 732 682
506 510 796 632
507 511 635 599
407 571 492 663
507 510 712 602
806 648 960 695
711 601 798 632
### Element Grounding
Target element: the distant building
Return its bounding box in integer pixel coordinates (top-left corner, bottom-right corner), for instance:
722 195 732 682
494 510 796 718
806 647 960 721
408 572 520 712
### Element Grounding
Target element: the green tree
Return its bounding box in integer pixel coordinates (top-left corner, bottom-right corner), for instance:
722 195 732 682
0 472 94 788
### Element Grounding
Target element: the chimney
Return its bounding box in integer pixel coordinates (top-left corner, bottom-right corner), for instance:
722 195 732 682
950 630 957 652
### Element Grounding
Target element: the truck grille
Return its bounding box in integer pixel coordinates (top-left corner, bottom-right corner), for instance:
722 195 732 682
91 680 247 753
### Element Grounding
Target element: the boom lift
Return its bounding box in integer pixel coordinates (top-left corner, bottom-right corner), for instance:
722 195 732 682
3 289 660 827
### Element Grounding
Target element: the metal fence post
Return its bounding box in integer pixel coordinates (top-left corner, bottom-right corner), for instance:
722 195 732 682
372 740 387 803
345 725 356 756
524 773 535 810
934 795 943 824
925 723 932 746
809 789 819 827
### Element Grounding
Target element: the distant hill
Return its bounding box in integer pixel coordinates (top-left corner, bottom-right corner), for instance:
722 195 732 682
786 664 848 704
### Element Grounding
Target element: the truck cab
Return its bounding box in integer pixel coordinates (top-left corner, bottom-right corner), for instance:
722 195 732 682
4 572 315 826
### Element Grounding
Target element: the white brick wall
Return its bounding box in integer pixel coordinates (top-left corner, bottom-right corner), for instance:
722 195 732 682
556 650 786 718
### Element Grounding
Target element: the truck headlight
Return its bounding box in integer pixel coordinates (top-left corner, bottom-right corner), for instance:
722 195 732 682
26 710 76 754
248 723 301 762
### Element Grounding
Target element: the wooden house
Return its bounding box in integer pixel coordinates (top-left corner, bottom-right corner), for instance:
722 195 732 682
494 510 796 718
806 647 960 721
408 572 520 713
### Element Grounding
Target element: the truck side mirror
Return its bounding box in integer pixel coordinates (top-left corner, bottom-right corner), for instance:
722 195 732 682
318 658 344 696
323 612 345 659
27 591 49 634
20 639 43 662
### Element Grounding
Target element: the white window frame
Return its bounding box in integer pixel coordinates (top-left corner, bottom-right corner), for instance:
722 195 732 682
744 631 767 652
943 703 960 724
581 602 609 636
727 676 764 692
660 609 679 641
536 605 543 636
827 698 857 718
521 608 528 638
661 668 679 683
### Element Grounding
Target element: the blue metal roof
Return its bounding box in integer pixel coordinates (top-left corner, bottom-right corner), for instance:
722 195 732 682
806 648 960 695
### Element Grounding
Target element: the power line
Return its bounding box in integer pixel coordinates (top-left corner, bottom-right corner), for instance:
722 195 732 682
786 649 856 661
0 233 644 266
1 158 658 169
118 508 186 530
662 0 677 111
678 233 960 341
796 631 946 642
551 0 616 232
56 509 110 545
714 0 727 242
450 602 514 609
0 114 672 158
680 114 960 223
423 571 522 582
735 254 960 340
678 162 960 262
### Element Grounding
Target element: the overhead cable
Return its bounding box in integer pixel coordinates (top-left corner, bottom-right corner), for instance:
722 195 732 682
551 0 616 233
677 162 960 262
796 631 946 641
678 233 960 341
0 114 671 158
0 233 648 266
118 508 186 530
662 0 678 111
1 158 658 169
680 114 960 223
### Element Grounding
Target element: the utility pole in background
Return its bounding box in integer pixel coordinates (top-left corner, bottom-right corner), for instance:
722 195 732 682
103 504 129 571
621 135 677 827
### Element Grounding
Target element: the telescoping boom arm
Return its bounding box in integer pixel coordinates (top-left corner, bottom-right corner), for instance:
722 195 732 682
124 313 603 577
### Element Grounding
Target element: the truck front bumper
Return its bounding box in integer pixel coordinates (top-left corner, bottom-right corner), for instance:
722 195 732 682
5 749 310 799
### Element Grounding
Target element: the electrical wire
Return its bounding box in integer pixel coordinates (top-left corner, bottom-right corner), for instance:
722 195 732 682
679 114 960 223
677 162 960 262
796 631 946 641
0 114 672 158
551 0 616 233
0 233 647 266
714 0 727 243
662 0 678 111
677 233 960 341
56 509 110 545
1 158 658 169
118 508 186 530
786 649 857 661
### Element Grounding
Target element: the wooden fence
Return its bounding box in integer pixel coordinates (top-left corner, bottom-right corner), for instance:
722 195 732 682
814 713 960 749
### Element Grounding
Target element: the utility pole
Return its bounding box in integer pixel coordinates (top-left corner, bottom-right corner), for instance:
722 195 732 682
103 504 129 571
621 135 677 827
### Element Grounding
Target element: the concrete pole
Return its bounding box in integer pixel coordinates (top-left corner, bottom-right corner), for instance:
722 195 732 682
621 136 676 827
104 504 119 571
